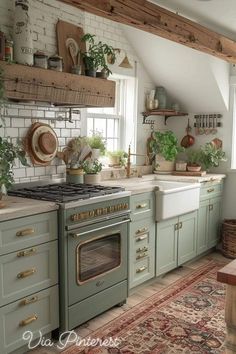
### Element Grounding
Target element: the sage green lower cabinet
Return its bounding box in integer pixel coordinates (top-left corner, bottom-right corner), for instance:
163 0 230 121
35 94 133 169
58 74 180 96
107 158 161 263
0 211 59 354
156 211 197 276
129 193 155 289
197 181 223 256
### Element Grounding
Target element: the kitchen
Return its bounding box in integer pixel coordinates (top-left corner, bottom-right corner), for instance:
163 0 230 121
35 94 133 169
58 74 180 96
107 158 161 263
0 0 236 353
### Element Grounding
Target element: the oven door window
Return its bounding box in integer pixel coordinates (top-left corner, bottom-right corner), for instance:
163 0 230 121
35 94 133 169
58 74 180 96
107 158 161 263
77 233 121 284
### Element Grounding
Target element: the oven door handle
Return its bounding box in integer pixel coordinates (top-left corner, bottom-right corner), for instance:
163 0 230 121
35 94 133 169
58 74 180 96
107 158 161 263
70 218 131 238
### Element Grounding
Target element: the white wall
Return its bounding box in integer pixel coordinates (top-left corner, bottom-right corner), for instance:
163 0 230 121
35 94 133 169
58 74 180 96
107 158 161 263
0 0 154 183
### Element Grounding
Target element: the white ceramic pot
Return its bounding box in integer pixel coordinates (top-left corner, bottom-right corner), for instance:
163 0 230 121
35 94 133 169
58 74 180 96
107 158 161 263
84 173 101 184
13 0 33 65
155 154 175 173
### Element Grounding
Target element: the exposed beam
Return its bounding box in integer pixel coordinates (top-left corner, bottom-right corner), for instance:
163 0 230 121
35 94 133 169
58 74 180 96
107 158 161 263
58 0 236 64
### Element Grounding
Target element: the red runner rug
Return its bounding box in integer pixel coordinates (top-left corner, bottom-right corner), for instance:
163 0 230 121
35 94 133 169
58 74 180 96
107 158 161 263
64 260 226 354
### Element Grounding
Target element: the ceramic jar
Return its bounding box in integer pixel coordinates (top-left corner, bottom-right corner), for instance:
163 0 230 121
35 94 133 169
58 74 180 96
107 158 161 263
154 87 167 109
13 0 33 65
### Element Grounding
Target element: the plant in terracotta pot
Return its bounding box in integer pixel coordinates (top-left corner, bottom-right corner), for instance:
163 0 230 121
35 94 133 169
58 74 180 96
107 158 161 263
186 149 202 172
149 131 184 172
81 33 116 78
0 137 28 199
82 159 102 184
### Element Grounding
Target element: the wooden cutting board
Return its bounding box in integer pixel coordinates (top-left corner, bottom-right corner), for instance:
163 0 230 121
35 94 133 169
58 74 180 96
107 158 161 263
172 171 207 176
56 20 86 74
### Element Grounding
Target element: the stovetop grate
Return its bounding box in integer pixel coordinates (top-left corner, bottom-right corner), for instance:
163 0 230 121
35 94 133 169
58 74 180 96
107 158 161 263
8 183 125 203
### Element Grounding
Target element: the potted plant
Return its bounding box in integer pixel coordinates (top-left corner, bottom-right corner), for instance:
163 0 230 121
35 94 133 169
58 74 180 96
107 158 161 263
107 150 128 167
200 142 226 171
86 132 106 159
149 131 184 172
0 137 28 200
82 159 102 184
81 33 116 78
58 136 92 183
186 149 202 172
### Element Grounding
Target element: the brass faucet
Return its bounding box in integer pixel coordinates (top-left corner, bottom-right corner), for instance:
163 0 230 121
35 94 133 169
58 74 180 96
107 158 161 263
126 145 149 178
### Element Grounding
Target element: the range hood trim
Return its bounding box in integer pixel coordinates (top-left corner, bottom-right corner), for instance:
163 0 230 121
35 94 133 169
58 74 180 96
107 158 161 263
0 61 115 108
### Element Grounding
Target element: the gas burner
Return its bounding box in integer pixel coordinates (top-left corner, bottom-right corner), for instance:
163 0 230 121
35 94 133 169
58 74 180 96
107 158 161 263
8 183 125 203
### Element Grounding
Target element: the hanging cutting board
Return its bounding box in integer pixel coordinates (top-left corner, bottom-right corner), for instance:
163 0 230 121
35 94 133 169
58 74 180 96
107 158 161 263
56 20 86 74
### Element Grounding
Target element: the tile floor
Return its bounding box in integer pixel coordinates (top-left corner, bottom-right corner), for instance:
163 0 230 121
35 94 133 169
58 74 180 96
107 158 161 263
29 251 228 353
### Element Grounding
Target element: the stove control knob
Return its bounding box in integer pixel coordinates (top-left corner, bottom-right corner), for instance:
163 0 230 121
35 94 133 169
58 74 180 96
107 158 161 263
102 208 107 214
89 210 94 217
110 206 114 212
96 208 102 216
114 205 118 211
124 203 129 209
117 204 121 211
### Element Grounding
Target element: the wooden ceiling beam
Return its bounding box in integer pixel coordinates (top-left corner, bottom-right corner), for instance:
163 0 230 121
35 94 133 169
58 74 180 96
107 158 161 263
58 0 236 64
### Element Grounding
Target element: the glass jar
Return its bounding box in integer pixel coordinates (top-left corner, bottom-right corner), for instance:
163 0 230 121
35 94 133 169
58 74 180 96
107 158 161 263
154 86 167 109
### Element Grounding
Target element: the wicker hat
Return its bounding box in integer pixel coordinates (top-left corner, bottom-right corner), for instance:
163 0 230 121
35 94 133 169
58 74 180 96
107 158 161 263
25 123 58 165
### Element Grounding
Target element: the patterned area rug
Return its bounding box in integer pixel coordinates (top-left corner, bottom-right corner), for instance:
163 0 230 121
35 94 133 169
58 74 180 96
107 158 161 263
64 260 226 354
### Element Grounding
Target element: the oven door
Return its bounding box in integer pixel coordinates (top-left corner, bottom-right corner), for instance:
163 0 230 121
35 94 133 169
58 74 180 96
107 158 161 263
67 215 129 305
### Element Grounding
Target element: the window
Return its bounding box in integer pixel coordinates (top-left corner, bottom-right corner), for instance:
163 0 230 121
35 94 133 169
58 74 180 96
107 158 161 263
86 76 137 153
87 79 123 151
231 83 236 169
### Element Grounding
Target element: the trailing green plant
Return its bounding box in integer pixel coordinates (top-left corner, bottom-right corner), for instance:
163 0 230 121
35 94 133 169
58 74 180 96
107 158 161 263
82 159 102 174
107 150 128 167
0 137 29 191
86 132 106 155
149 131 184 161
81 33 116 74
0 66 6 128
200 142 227 170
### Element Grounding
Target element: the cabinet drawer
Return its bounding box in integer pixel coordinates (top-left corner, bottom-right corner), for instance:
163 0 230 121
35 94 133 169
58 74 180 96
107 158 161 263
0 286 59 354
0 211 58 256
130 258 153 288
0 241 58 306
200 181 223 200
130 193 154 220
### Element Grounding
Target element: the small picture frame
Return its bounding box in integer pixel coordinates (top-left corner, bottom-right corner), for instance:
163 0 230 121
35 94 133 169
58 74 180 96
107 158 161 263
0 32 5 60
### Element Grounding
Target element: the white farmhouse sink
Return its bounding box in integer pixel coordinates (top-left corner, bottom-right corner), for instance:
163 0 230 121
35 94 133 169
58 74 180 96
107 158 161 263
155 181 201 221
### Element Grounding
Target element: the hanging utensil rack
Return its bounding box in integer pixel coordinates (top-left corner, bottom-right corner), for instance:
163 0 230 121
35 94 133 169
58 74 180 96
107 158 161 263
194 114 222 135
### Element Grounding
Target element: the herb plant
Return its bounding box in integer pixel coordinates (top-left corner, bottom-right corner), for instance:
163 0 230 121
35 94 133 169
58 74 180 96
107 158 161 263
0 137 28 190
107 150 128 167
82 159 102 174
200 142 226 171
86 132 106 154
149 131 184 161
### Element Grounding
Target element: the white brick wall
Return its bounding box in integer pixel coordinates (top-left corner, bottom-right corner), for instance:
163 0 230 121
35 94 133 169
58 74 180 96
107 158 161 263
0 0 152 183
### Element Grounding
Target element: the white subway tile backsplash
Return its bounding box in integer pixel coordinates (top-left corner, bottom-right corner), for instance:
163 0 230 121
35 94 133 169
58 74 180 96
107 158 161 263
14 168 26 178
34 167 46 176
5 128 19 137
19 109 33 117
12 118 25 127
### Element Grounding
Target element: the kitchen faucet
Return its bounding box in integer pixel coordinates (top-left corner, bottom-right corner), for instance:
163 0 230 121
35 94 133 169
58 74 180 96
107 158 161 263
126 145 149 178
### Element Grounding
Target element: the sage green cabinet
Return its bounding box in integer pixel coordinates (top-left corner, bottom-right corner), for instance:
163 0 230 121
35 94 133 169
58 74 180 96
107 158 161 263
129 193 155 289
197 180 223 256
0 211 59 354
156 211 197 276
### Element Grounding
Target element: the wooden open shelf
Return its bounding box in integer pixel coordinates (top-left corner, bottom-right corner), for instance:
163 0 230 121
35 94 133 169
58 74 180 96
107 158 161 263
0 61 115 107
142 109 188 125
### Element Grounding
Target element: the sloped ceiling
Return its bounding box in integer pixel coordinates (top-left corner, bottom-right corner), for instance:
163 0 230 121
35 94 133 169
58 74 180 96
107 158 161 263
122 24 230 112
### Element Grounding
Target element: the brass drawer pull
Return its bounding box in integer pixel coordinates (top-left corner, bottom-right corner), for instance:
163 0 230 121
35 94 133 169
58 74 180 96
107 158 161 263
17 268 36 279
136 203 147 209
174 223 179 231
136 252 147 260
209 204 214 211
179 222 183 229
19 314 38 327
20 296 38 306
16 228 35 237
207 188 215 193
136 246 148 253
136 266 147 273
136 235 148 242
136 227 148 234
17 248 37 257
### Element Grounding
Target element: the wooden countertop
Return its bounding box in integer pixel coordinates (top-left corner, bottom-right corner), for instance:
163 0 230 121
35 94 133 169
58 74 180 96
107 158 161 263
217 260 236 285
0 196 58 222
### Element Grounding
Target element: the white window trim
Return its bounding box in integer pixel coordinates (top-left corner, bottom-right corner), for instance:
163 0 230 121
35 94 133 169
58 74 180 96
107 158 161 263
230 77 236 169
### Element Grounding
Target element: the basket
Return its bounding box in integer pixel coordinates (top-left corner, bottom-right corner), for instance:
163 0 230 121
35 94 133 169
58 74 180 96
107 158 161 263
222 219 236 258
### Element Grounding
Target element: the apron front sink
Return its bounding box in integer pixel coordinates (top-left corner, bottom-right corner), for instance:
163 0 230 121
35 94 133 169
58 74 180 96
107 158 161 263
155 181 201 221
